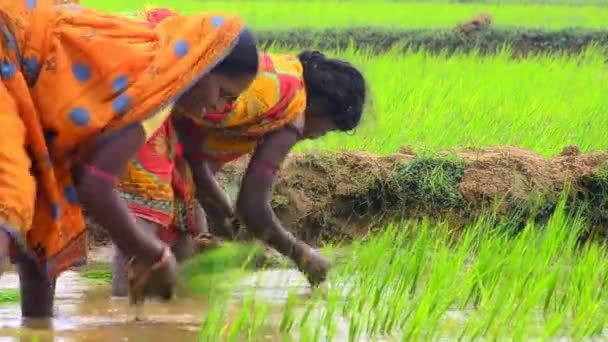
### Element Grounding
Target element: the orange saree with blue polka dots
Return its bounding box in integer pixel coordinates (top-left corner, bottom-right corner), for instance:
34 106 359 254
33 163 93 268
0 0 245 278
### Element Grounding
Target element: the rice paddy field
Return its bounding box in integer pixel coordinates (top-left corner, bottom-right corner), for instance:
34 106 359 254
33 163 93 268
20 0 608 340
86 0 608 29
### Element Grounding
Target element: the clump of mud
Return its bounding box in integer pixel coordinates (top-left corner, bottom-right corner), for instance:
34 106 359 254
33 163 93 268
457 12 493 35
88 146 608 247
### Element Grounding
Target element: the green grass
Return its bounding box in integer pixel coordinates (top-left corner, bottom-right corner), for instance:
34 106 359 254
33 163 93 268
0 289 20 304
195 201 608 340
354 155 469 214
180 242 262 297
290 46 608 156
80 266 112 283
82 0 608 30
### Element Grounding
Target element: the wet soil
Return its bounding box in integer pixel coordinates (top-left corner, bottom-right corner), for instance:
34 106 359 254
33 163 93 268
88 145 608 247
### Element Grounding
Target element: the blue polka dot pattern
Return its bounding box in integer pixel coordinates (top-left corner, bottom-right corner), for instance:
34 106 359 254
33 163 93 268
23 56 40 87
72 63 91 83
51 203 60 220
26 0 36 10
211 16 225 28
1 60 15 79
69 107 90 126
112 94 131 115
44 130 58 146
112 75 128 93
174 40 189 58
23 57 39 75
64 185 78 205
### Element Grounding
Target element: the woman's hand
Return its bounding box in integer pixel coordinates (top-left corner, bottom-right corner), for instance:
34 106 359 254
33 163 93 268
188 159 236 238
75 123 180 299
128 246 179 305
201 198 236 239
192 232 224 254
294 243 330 286
236 127 331 287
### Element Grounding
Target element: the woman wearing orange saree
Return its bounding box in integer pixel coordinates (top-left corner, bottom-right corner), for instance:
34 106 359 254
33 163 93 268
0 1 258 317
114 7 367 291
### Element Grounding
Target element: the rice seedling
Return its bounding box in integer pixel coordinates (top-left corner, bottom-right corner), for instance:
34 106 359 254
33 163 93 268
80 266 112 283
0 289 20 304
192 199 608 339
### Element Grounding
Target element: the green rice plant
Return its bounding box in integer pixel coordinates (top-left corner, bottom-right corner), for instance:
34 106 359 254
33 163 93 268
220 198 608 340
80 268 112 283
198 296 231 340
219 211 594 339
0 289 20 304
180 242 262 297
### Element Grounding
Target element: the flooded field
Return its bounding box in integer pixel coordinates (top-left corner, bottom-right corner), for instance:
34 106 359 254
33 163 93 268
0 266 311 341
5 209 608 341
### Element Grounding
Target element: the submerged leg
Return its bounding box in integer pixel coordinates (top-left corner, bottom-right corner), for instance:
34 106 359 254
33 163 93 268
0 83 39 311
18 256 56 318
111 218 160 297
111 245 129 297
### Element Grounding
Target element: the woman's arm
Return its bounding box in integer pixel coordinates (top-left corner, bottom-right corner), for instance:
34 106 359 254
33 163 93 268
188 160 236 238
189 160 232 217
75 124 165 264
236 128 297 251
236 126 329 285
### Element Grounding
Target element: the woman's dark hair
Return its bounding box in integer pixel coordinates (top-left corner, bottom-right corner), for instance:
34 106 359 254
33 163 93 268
298 50 366 132
212 28 259 77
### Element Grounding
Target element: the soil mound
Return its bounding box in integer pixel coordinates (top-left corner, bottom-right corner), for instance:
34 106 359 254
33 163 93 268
88 146 608 246
255 27 608 58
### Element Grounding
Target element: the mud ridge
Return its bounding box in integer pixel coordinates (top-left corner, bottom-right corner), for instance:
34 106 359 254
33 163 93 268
88 146 608 246
256 27 608 57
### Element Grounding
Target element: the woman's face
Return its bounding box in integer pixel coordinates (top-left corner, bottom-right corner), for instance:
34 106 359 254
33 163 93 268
177 72 255 121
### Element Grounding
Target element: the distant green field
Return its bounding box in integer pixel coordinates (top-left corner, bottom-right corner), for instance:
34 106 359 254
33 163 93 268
82 1 608 30
290 47 608 156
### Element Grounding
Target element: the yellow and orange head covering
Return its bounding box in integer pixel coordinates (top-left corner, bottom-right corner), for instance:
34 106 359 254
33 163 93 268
174 52 307 163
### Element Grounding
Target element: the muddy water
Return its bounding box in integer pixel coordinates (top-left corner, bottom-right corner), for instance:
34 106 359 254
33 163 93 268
0 267 311 341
